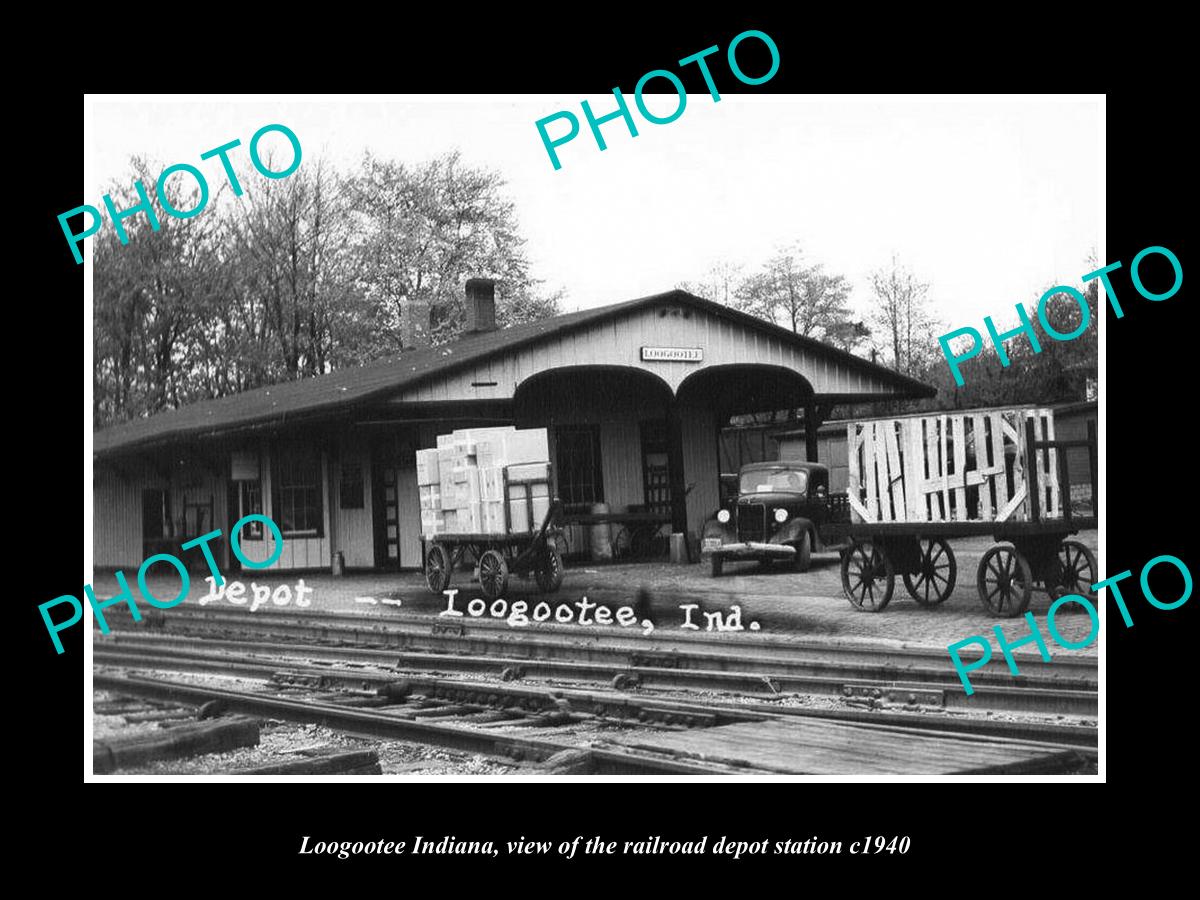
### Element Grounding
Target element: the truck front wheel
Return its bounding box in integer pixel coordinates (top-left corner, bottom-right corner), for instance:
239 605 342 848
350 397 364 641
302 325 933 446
792 531 812 573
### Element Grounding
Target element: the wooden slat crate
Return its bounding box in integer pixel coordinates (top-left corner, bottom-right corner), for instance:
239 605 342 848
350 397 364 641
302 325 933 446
846 407 1059 524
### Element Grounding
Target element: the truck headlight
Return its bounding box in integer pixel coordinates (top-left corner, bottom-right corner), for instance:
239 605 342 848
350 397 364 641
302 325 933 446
717 509 731 524
774 508 788 524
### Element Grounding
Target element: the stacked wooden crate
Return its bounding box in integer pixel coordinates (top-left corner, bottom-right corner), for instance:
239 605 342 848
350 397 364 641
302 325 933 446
416 449 444 536
415 427 550 536
845 407 1060 524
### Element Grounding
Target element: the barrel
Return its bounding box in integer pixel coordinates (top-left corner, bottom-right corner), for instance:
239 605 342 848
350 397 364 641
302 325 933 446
589 503 613 561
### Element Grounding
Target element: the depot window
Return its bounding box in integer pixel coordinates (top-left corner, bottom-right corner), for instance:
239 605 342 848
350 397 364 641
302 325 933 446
274 445 324 537
555 425 604 506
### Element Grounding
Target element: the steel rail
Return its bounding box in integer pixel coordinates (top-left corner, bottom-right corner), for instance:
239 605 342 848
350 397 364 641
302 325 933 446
94 640 1098 753
92 672 730 775
100 630 1097 717
117 605 1099 678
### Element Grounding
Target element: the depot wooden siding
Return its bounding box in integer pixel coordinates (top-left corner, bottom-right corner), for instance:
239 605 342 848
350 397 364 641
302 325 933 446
680 402 721 533
93 459 230 571
235 449 332 572
395 304 902 403
518 385 659 515
94 463 144 568
331 438 375 569
779 430 852 493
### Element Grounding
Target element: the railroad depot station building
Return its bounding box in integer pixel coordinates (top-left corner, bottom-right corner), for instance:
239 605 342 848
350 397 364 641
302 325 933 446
93 281 934 573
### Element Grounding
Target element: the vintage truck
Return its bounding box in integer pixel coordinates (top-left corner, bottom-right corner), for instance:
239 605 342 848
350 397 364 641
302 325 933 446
700 460 851 577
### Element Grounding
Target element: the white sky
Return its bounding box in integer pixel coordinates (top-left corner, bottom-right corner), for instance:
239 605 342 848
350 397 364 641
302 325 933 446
86 95 1101 332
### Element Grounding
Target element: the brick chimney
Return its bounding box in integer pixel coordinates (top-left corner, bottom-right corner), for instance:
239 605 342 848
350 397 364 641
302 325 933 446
464 278 497 333
400 300 432 349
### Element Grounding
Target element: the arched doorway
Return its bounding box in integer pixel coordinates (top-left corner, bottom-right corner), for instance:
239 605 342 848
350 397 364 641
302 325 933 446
676 365 816 533
514 367 678 552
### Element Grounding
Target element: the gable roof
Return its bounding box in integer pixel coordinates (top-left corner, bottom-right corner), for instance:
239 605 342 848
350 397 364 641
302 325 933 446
93 289 934 458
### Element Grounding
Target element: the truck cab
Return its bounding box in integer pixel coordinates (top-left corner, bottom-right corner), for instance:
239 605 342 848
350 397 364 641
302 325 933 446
701 461 850 577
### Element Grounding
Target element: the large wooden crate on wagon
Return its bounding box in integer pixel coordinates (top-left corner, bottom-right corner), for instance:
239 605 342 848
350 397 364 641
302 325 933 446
415 426 563 602
839 406 1099 618
847 407 1072 525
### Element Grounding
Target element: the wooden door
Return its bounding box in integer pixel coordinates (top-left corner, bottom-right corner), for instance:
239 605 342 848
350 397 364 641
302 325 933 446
375 464 402 568
373 435 422 569
396 463 420 568
640 419 672 515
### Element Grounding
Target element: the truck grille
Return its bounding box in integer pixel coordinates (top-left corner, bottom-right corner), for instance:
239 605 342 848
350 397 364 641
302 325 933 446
737 503 766 542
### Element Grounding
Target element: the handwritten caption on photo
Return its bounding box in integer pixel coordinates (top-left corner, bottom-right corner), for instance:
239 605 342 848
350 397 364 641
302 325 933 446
438 589 761 634
40 514 283 655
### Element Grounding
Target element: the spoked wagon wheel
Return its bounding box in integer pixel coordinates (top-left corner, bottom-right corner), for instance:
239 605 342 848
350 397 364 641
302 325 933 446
612 526 632 560
478 549 509 601
841 540 895 612
425 543 451 594
792 530 813 573
903 538 957 607
977 543 1033 617
552 531 570 559
535 542 564 593
1051 539 1098 601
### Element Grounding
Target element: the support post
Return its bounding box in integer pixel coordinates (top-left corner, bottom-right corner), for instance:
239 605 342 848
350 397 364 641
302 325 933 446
666 404 689 542
804 401 823 463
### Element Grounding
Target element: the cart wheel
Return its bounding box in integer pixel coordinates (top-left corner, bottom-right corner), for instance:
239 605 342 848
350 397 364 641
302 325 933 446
478 550 509 601
903 538 957 607
552 532 570 559
711 555 724 578
841 540 895 612
977 543 1033 617
612 526 632 559
1054 539 1099 601
535 542 565 593
631 525 658 559
425 543 451 594
792 530 813 573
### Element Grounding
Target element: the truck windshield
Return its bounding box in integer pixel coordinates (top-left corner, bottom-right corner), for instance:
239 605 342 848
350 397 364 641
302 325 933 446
740 468 808 494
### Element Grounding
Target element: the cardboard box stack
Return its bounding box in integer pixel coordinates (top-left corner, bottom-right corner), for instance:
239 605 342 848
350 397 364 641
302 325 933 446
415 426 551 537
507 461 552 533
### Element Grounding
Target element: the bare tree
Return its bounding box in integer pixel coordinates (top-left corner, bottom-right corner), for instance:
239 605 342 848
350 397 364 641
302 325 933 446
868 254 937 376
676 260 744 306
226 158 357 381
736 245 855 340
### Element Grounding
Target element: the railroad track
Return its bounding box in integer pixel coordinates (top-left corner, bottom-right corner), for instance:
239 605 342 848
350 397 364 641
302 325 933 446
102 609 1098 717
119 605 1099 681
93 637 1097 758
94 671 729 775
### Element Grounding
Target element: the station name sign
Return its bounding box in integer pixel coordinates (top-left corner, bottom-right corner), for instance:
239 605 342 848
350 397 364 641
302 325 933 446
642 347 703 362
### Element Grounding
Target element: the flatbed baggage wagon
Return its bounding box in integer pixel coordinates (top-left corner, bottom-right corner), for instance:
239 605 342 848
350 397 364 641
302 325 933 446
418 432 565 601
839 407 1098 617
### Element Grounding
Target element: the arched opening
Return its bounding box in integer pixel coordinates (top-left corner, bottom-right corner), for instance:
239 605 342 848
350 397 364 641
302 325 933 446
676 365 817 530
514 367 678 559
676 364 815 425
